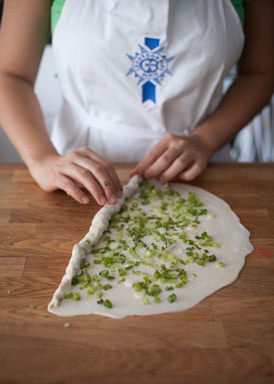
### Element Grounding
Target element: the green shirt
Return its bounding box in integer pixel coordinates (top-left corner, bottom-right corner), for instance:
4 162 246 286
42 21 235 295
51 0 251 35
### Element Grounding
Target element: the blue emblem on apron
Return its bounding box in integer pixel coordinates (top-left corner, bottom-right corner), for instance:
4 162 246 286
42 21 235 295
126 37 174 104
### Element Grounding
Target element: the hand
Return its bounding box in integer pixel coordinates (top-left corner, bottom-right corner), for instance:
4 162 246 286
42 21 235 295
30 147 123 205
130 133 212 182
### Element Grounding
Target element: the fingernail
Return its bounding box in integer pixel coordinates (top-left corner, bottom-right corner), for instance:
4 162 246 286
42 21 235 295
109 194 117 204
100 195 107 205
81 196 89 204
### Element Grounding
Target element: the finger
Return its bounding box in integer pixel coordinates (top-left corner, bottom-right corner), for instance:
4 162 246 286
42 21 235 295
102 162 123 197
75 181 84 189
77 147 123 197
56 175 90 204
179 161 206 181
145 148 180 179
160 152 194 182
65 164 109 205
71 157 118 204
134 137 169 178
129 168 138 178
86 160 119 204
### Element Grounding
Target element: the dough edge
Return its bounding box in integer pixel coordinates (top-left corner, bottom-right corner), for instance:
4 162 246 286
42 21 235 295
47 175 142 310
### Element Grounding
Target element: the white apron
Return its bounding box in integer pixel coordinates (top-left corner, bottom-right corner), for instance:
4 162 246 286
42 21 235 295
51 0 244 162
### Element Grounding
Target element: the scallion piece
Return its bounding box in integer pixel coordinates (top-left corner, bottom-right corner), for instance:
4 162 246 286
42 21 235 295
87 287 95 295
167 293 177 303
73 293 80 301
154 297 160 303
103 284 112 290
104 299 112 308
117 278 125 284
65 292 73 299
165 286 174 291
93 274 100 282
217 261 225 268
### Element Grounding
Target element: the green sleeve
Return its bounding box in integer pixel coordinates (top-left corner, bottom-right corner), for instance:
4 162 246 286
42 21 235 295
51 0 66 35
231 0 251 27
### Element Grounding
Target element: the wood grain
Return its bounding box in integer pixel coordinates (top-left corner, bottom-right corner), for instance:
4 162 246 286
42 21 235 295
0 257 26 277
0 163 273 384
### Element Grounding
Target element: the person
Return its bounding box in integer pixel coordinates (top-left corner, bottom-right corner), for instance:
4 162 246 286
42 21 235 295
0 0 273 206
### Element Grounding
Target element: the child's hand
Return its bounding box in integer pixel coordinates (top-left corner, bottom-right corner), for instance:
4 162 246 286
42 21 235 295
30 147 122 205
131 133 212 182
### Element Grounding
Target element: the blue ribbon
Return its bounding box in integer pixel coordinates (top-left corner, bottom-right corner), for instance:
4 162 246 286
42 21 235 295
142 38 160 103
142 81 156 103
144 37 160 50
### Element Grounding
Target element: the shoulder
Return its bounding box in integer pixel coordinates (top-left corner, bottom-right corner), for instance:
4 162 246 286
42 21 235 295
0 0 52 85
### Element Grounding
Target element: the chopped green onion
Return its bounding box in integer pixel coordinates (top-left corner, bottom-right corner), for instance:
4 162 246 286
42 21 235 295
103 284 112 290
117 278 125 284
196 260 205 267
118 268 127 276
165 286 174 291
109 241 119 249
65 292 73 299
99 269 115 280
154 297 160 303
87 288 95 295
93 274 100 282
104 181 109 187
71 276 79 286
217 261 225 268
73 293 80 301
167 293 177 303
142 297 149 305
104 299 112 308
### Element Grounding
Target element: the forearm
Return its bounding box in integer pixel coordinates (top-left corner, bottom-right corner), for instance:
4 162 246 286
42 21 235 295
190 71 274 156
0 73 58 168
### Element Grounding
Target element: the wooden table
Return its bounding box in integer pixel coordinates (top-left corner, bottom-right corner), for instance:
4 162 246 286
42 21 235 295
0 163 273 384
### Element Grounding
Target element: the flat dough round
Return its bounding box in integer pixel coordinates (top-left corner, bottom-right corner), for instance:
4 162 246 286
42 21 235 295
48 176 253 318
